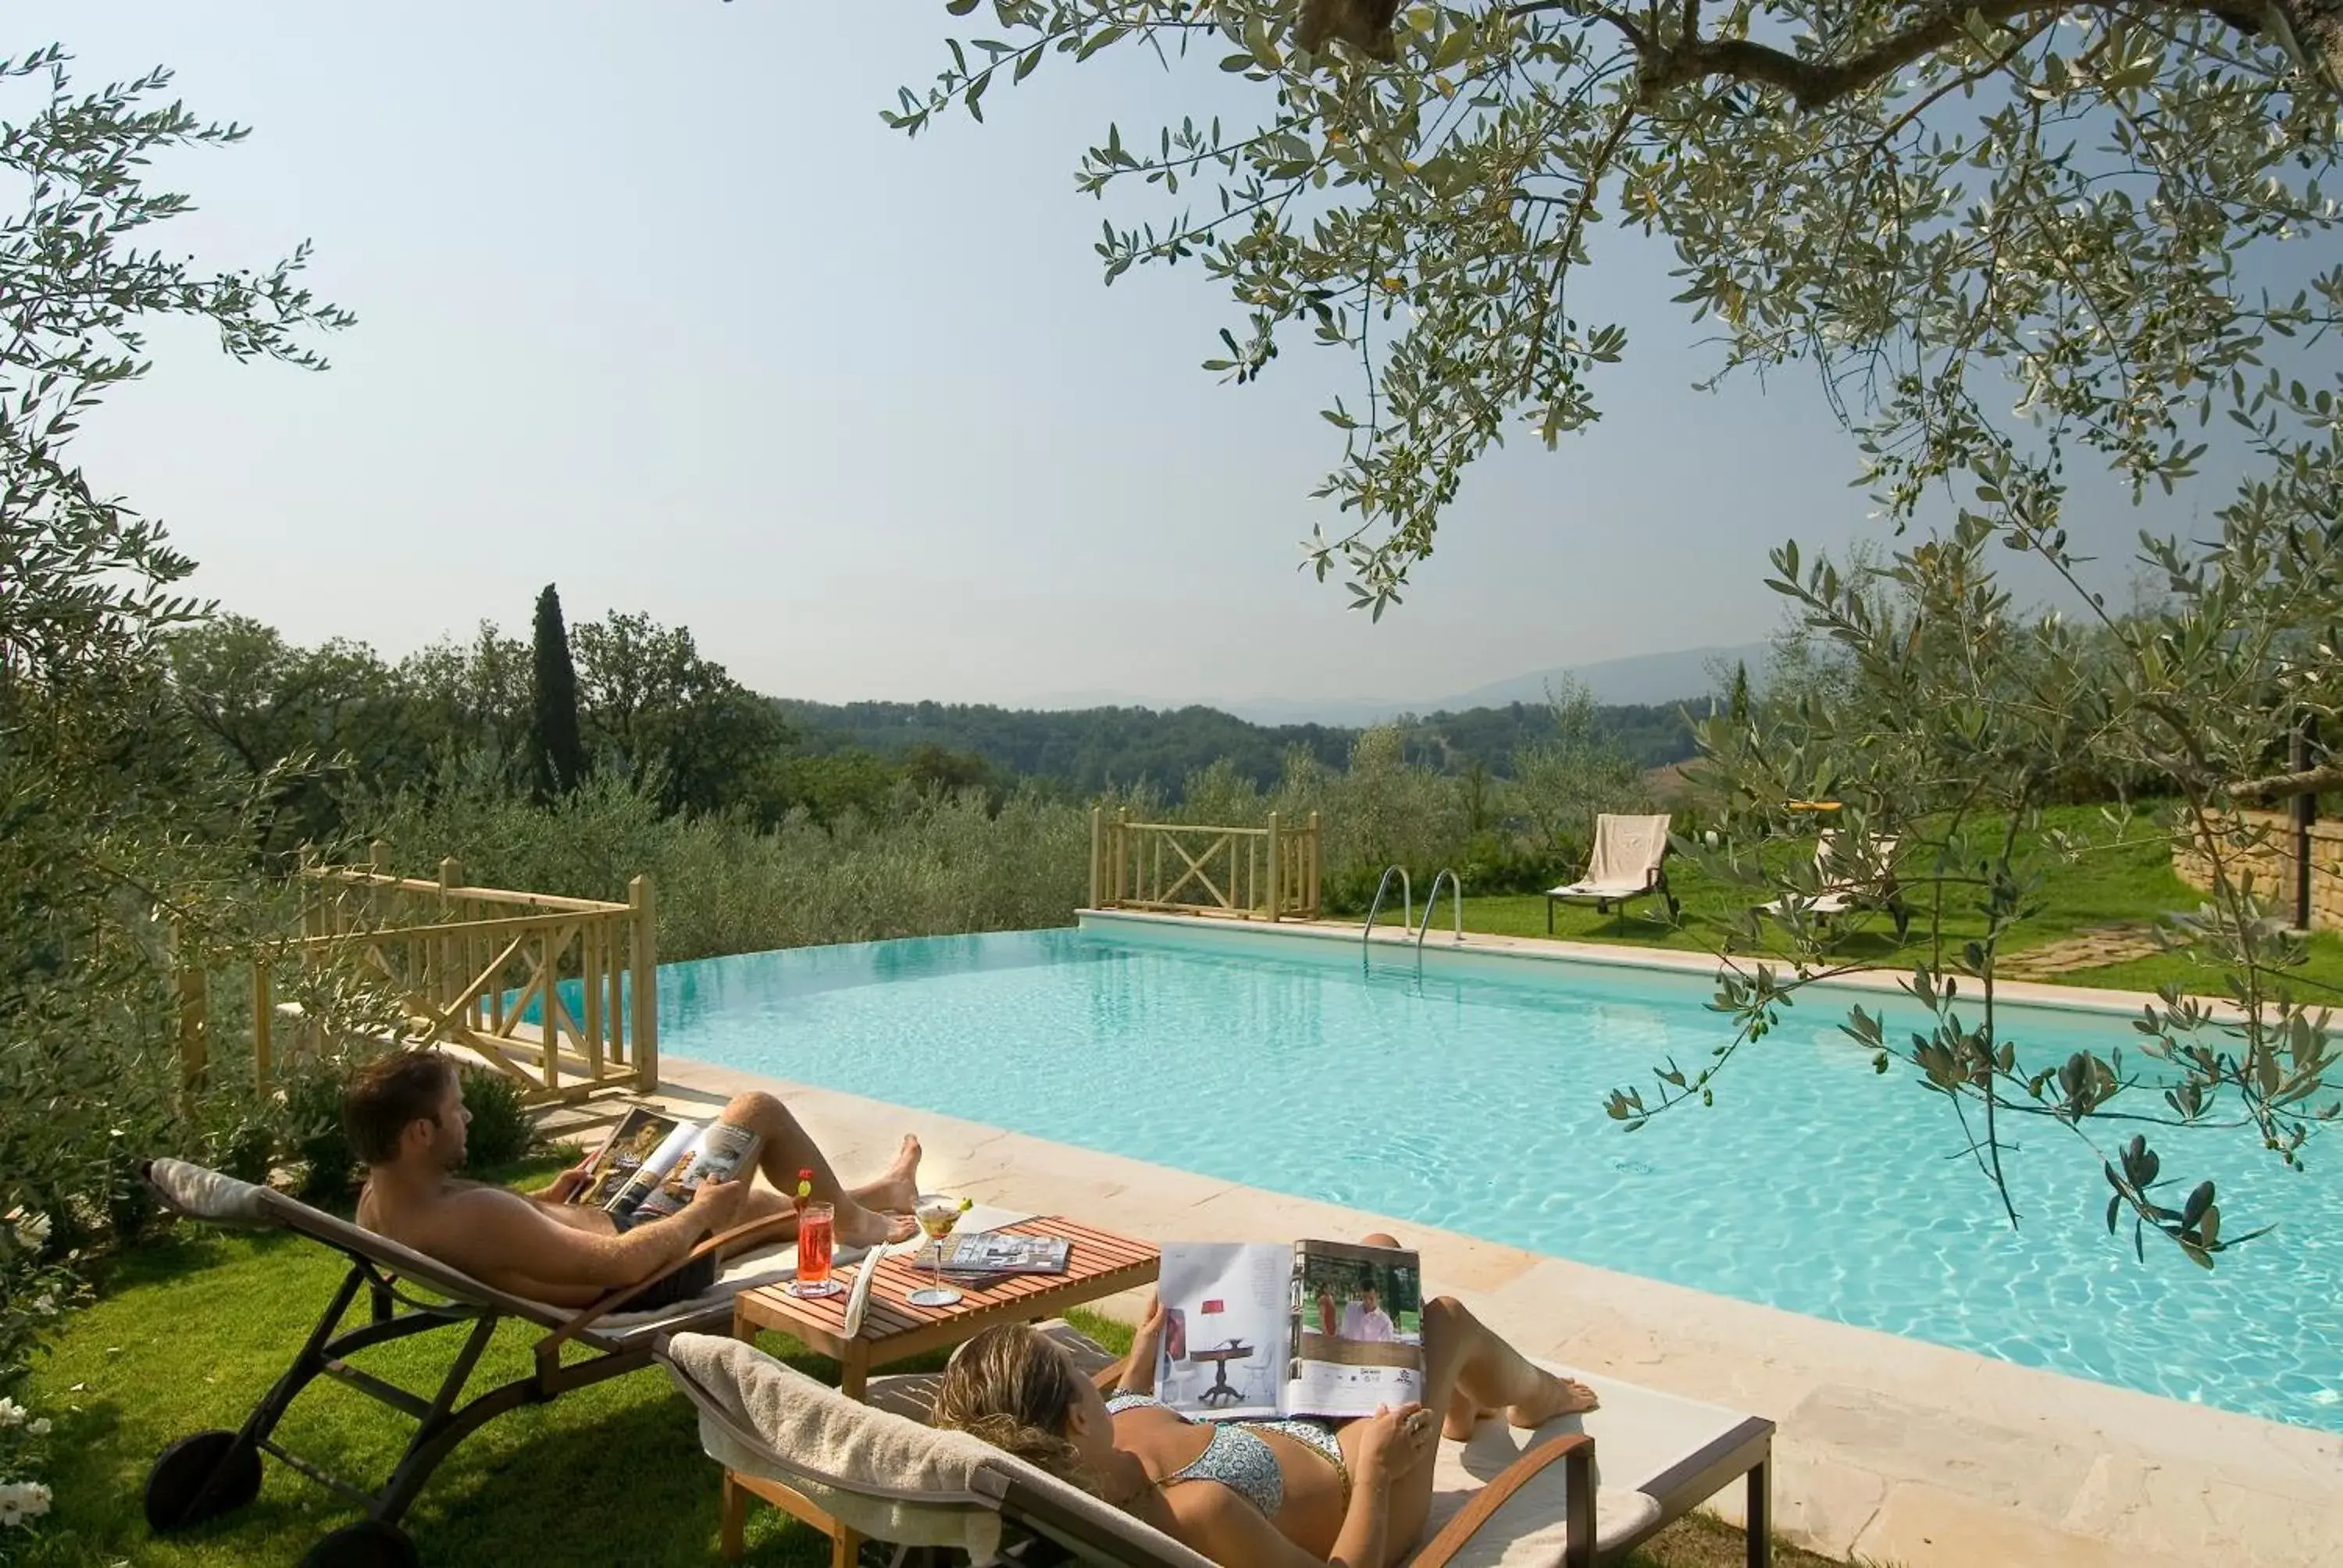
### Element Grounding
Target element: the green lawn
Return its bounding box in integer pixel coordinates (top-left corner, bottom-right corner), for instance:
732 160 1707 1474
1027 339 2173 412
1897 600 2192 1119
23 1160 1828 1567
23 1161 872 1568
1447 803 2343 998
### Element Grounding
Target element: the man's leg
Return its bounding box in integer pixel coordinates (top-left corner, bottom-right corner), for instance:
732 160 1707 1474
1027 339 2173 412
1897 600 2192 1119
719 1092 920 1249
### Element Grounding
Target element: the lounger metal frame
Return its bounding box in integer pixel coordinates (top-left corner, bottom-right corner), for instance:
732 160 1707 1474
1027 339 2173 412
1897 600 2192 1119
140 1158 789 1566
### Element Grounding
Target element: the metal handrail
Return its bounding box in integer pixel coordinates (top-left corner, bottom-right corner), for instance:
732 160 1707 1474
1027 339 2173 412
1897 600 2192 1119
1362 866 1413 940
1415 869 1463 953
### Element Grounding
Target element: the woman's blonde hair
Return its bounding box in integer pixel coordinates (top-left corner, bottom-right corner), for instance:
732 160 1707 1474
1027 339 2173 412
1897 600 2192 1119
930 1324 1098 1494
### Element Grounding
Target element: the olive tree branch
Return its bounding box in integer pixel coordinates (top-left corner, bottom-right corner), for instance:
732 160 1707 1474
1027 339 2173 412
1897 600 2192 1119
1633 0 2296 110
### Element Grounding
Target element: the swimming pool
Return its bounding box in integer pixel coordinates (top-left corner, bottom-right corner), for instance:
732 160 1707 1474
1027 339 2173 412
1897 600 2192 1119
649 919 2343 1434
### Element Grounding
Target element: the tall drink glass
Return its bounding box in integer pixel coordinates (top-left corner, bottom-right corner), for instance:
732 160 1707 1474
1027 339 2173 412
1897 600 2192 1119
788 1202 839 1298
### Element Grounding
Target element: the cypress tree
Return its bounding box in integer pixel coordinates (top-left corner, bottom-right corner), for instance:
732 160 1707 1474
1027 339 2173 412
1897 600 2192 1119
530 583 588 801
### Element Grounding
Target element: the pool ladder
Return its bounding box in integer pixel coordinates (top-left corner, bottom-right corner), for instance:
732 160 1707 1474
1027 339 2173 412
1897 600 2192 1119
1361 866 1412 942
1415 869 1463 953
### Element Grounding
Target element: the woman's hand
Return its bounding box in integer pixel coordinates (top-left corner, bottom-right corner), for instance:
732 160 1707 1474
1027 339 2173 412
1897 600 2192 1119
1132 1293 1165 1362
1117 1292 1164 1394
1353 1402 1436 1484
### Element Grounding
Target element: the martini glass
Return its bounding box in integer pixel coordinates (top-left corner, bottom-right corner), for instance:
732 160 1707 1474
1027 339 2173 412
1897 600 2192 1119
908 1197 968 1307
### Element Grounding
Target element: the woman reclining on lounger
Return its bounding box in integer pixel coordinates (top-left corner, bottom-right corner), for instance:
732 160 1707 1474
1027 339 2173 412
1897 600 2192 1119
932 1232 1596 1568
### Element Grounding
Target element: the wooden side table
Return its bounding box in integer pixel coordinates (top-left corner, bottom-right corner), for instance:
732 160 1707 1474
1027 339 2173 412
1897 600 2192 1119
722 1216 1158 1567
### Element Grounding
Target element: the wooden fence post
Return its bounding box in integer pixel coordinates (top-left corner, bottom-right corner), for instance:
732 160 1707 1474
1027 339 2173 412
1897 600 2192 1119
251 957 274 1085
367 839 394 935
438 857 463 1023
1265 813 1282 922
176 957 209 1090
629 873 659 1092
1307 811 1321 915
1114 810 1129 906
2292 718 2317 932
1089 807 1104 911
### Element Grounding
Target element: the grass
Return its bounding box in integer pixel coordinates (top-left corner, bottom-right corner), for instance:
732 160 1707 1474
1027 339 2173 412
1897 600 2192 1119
24 1157 1844 1568
1450 802 2343 997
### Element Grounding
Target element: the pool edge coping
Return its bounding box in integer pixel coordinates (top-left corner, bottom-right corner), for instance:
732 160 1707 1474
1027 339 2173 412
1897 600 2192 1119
1075 907 2209 1020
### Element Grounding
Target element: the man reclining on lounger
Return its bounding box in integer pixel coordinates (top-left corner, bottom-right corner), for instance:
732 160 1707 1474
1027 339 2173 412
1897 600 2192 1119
348 1052 922 1311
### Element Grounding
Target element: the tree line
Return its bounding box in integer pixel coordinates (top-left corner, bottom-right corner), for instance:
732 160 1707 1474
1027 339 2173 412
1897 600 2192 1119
166 593 1702 855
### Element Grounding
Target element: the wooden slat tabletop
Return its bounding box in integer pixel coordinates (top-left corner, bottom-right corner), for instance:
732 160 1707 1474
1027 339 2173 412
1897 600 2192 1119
736 1216 1157 1355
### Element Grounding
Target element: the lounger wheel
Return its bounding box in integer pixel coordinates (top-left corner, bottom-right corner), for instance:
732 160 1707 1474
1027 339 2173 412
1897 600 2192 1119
144 1428 263 1532
299 1520 420 1568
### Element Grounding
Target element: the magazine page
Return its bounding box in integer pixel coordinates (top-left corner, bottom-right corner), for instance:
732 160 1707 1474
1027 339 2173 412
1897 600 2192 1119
628 1122 762 1221
571 1108 683 1207
911 1231 1070 1278
602 1119 704 1221
1284 1239 1426 1420
1154 1243 1292 1420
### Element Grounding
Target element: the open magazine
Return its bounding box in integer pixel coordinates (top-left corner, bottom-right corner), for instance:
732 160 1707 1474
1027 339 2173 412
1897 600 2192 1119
569 1107 761 1224
1154 1239 1424 1420
909 1231 1071 1281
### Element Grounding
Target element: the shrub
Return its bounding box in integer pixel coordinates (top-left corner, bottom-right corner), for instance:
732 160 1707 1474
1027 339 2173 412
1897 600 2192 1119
1458 831 1569 897
360 767 1090 961
281 1057 362 1209
458 1064 537 1170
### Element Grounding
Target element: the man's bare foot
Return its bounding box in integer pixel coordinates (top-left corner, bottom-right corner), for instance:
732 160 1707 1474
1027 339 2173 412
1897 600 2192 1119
836 1199 918 1249
1507 1373 1599 1428
854 1135 922 1215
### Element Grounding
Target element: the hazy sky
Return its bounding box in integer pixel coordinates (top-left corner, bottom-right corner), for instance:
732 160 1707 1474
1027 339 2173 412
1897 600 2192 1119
19 3 2220 709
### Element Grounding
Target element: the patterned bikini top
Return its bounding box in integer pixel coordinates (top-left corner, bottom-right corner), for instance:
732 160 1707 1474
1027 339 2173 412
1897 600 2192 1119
1104 1394 1350 1516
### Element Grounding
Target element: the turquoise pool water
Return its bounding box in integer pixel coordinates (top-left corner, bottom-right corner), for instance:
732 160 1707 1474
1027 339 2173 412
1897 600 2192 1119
649 922 2343 1432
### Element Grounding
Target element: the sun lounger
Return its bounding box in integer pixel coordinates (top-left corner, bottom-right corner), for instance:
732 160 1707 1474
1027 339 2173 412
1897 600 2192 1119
1760 831 1901 926
658 1323 1774 1568
1546 814 1678 931
136 1156 825 1568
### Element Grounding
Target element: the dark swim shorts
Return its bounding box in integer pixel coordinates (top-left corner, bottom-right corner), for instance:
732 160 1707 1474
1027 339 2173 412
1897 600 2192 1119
609 1210 721 1311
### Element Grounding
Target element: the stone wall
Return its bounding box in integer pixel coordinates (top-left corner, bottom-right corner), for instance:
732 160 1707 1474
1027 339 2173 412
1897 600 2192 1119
2170 807 2343 931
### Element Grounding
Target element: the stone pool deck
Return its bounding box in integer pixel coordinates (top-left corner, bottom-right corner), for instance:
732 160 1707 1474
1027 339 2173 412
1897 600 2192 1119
615 1052 2341 1568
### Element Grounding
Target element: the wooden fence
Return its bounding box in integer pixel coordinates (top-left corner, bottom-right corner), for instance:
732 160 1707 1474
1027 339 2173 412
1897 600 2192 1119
1088 811 1320 921
178 843 658 1103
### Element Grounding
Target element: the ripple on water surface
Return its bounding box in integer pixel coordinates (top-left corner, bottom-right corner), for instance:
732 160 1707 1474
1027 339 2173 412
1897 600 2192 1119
651 926 2343 1434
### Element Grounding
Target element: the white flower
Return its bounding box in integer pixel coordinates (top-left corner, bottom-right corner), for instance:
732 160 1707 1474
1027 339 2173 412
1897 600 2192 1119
26 1419 49 1437
12 1212 50 1251
0 1398 23 1427
29 1295 55 1317
0 1481 52 1525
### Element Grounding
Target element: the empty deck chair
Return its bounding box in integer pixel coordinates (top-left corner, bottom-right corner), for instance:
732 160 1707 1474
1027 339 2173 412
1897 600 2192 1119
1546 814 1678 931
1760 831 1902 928
137 1156 826 1568
658 1324 1774 1568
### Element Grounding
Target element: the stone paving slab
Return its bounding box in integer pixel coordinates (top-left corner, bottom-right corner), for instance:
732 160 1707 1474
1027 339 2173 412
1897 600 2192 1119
1996 924 2170 980
617 1054 2343 1568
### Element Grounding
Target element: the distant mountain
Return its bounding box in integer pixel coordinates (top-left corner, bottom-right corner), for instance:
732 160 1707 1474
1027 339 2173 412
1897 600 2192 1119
1435 642 1769 711
1211 641 1769 725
